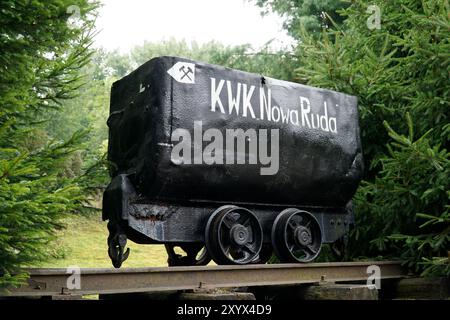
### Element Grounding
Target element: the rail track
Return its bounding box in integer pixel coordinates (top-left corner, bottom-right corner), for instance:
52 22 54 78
1 261 405 298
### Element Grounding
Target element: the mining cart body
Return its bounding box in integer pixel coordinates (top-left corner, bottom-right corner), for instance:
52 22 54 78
103 56 363 267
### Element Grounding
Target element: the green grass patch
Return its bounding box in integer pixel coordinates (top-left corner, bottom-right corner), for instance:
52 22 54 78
36 213 169 268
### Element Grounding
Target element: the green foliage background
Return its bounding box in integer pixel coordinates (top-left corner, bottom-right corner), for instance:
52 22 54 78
0 0 99 288
256 0 449 275
254 0 349 37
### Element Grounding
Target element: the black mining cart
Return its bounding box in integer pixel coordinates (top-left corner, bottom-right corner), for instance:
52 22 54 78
103 56 363 267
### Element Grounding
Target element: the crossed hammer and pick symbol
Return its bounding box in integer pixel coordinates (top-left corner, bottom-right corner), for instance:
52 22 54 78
179 65 193 81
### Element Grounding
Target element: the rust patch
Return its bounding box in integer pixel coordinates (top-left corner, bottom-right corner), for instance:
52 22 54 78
129 204 166 221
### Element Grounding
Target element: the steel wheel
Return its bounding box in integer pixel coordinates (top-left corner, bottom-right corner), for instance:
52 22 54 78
205 205 263 265
330 235 348 261
165 244 211 266
271 209 322 263
194 246 210 265
251 243 273 264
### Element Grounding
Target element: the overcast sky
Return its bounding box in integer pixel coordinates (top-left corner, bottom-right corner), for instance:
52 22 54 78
94 0 293 52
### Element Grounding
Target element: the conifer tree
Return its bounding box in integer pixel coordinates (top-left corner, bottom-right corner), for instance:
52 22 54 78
0 0 99 287
263 0 449 275
253 0 349 37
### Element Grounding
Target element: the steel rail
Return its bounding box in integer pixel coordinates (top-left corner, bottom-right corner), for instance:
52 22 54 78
2 261 405 297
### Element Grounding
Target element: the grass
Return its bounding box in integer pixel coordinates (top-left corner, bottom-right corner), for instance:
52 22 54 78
36 212 169 268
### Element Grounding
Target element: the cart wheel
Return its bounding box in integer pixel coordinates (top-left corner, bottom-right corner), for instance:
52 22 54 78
330 235 348 261
205 205 263 265
251 243 273 264
165 243 211 266
271 208 322 263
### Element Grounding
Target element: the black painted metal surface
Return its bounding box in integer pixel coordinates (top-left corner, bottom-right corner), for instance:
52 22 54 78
103 173 352 244
106 56 363 208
